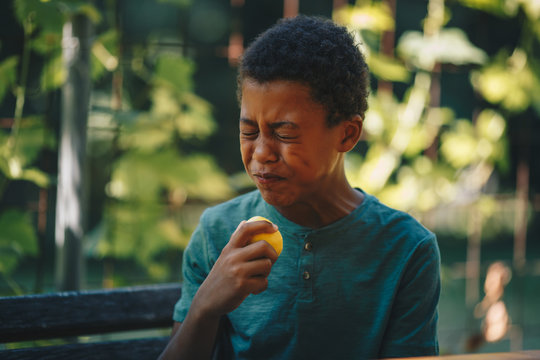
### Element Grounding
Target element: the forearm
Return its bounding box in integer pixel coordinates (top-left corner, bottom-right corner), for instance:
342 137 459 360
158 302 221 360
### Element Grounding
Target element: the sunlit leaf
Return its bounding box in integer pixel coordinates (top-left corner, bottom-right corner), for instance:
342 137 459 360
151 87 181 117
441 120 477 168
157 219 190 249
169 154 233 201
398 28 488 70
348 144 399 193
471 50 540 112
334 3 394 33
363 92 400 140
118 113 174 151
368 52 410 82
519 0 540 20
41 53 65 91
108 152 164 201
20 168 50 187
12 116 56 167
476 109 506 141
73 3 102 23
456 0 519 17
91 30 119 80
176 93 216 139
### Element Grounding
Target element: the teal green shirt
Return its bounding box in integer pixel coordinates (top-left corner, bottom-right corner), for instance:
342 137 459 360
174 190 440 359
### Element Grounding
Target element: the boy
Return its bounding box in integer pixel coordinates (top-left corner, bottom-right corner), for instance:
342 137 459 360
159 15 440 359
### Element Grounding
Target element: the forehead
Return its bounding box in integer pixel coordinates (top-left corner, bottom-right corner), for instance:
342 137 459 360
240 79 326 119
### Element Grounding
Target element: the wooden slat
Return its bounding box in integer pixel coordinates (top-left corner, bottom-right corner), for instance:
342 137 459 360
0 283 181 343
0 337 169 360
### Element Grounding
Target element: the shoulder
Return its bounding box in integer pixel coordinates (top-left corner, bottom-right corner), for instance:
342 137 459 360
362 193 434 240
359 193 438 260
184 190 266 265
198 190 266 242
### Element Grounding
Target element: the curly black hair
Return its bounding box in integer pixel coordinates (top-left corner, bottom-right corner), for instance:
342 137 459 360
238 15 370 126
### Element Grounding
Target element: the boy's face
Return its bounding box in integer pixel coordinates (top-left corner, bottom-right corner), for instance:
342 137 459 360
239 79 345 209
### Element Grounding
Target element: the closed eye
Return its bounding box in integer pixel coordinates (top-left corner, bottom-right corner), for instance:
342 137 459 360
239 118 258 138
240 130 259 138
275 133 298 140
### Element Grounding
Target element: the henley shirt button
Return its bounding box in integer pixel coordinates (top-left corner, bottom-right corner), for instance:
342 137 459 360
302 271 311 280
304 242 313 251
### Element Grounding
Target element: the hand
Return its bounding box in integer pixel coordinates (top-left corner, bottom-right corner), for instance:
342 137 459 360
191 220 280 319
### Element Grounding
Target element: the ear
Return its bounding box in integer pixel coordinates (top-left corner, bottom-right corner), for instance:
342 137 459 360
337 115 363 152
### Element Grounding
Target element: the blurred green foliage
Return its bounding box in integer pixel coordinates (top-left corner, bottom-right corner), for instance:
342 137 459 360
84 3 233 284
336 0 539 231
0 0 96 293
89 49 233 282
0 0 233 292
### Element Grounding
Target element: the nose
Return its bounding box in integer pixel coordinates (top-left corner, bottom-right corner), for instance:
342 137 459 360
253 136 278 163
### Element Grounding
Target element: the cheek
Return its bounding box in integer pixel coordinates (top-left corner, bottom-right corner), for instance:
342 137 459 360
285 149 318 175
288 147 335 179
240 141 251 164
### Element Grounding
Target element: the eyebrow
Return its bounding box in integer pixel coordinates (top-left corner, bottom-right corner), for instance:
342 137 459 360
239 117 299 129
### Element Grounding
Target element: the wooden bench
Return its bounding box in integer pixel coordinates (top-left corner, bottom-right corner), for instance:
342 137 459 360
0 283 181 359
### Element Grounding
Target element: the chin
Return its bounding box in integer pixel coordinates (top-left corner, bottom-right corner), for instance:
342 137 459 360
258 188 296 208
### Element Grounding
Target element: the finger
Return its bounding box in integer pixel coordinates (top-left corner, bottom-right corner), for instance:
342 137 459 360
243 257 273 278
226 220 247 249
244 277 269 295
227 220 278 249
238 240 279 264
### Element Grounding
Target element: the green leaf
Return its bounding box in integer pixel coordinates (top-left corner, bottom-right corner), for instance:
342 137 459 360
476 109 506 142
367 52 410 83
30 31 61 55
153 54 194 94
14 0 64 32
108 152 164 201
441 120 477 168
0 56 19 104
20 167 50 187
118 113 174 151
74 3 101 23
91 29 119 81
0 209 38 274
12 116 56 167
398 28 488 70
41 53 66 91
471 50 540 112
334 3 394 33
456 0 518 17
176 93 216 139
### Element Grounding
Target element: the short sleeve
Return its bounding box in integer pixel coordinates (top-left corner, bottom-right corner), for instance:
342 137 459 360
378 234 441 358
173 213 213 322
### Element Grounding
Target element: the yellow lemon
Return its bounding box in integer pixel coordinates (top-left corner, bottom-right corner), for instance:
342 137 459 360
246 216 283 256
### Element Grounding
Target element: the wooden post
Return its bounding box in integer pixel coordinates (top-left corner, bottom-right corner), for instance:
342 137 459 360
465 206 482 308
514 158 529 271
283 0 299 18
55 14 93 291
